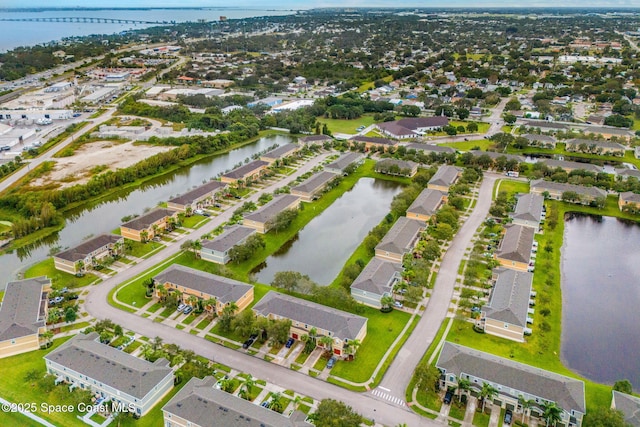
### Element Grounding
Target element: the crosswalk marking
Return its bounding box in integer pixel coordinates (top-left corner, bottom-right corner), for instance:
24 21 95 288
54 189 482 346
371 389 406 406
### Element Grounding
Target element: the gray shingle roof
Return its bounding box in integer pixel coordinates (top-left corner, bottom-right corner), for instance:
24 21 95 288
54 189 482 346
620 191 640 204
378 117 450 137
522 134 556 143
0 277 49 342
616 168 640 179
405 143 455 154
612 390 640 427
541 159 602 173
244 194 299 225
407 188 446 217
375 217 425 255
168 181 227 206
325 152 364 172
566 138 626 150
121 208 176 230
222 160 269 180
55 234 122 262
469 150 525 163
482 268 533 327
351 135 398 146
253 291 367 341
351 258 402 295
523 120 568 130
586 126 634 137
428 165 462 188
374 158 417 173
162 376 311 427
496 224 535 264
298 135 332 144
261 143 300 160
530 180 608 199
511 193 544 224
201 226 256 253
153 264 252 304
291 171 338 195
437 342 586 414
45 333 172 399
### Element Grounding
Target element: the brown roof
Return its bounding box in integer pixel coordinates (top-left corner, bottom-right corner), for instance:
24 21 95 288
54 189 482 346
55 234 123 262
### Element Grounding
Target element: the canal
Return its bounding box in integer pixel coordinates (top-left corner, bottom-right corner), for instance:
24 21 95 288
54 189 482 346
561 213 640 390
0 135 292 284
252 177 403 286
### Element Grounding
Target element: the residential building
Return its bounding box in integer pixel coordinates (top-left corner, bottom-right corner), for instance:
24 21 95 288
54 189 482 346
469 150 526 164
220 160 269 185
253 291 367 358
167 181 227 212
530 180 607 204
298 134 332 145
350 258 402 308
618 191 640 211
494 224 535 272
611 391 640 427
615 168 640 180
522 120 569 131
541 159 602 173
199 226 256 264
374 158 418 177
243 195 300 233
162 376 311 427
260 143 301 164
351 135 398 151
436 342 586 427
291 171 339 202
376 117 450 139
522 134 557 149
585 126 634 141
120 208 179 242
428 165 462 192
478 269 533 342
53 234 123 275
44 333 174 416
153 264 253 315
0 277 51 358
324 152 365 174
565 139 626 155
405 143 456 155
375 217 425 263
511 193 545 229
406 188 447 222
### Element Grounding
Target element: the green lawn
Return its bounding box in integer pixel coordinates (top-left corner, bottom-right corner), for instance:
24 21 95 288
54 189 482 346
371 314 420 386
473 409 491 427
195 319 211 330
449 120 491 134
331 308 412 383
449 401 467 420
492 179 530 200
181 215 210 229
126 240 164 258
442 140 493 151
24 258 99 289
316 115 376 134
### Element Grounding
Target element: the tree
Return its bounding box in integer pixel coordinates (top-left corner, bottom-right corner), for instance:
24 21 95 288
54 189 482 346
269 392 283 412
381 295 395 311
457 378 471 402
542 401 563 427
466 122 479 133
267 209 298 232
404 286 423 305
318 335 334 352
140 230 149 243
583 407 629 427
613 379 633 395
480 382 498 412
414 363 440 392
519 395 535 423
231 309 256 337
40 330 54 347
64 307 77 323
311 399 363 427
344 339 361 357
505 98 521 111
503 113 517 125
266 318 292 346
239 375 255 400
456 108 470 120
218 302 238 333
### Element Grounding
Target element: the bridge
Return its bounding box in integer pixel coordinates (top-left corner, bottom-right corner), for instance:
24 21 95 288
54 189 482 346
0 17 176 25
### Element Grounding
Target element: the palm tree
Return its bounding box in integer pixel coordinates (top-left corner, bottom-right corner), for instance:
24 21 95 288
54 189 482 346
457 378 471 402
309 327 318 344
40 330 54 347
269 392 283 412
156 284 168 301
185 206 193 217
292 395 302 410
542 401 563 427
152 224 160 238
345 339 361 358
140 230 149 243
519 395 535 423
186 294 198 309
319 335 334 352
479 382 498 412
203 297 218 317
240 375 255 401
381 295 395 310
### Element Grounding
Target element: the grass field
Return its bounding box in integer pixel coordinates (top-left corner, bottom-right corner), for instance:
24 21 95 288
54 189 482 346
24 258 99 289
127 240 164 258
181 215 210 229
492 179 530 200
316 115 376 134
442 140 493 151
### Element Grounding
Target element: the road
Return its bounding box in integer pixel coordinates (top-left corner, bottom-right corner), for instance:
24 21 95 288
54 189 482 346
376 174 498 404
486 97 509 136
0 107 117 193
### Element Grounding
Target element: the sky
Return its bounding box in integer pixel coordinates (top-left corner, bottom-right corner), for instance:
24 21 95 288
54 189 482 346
3 0 640 8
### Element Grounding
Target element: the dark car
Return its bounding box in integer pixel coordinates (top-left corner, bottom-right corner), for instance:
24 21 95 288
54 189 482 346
443 391 453 404
285 338 295 348
504 409 513 425
243 333 259 349
326 356 337 369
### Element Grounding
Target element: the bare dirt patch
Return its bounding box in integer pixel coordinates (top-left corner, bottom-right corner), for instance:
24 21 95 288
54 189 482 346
30 140 172 189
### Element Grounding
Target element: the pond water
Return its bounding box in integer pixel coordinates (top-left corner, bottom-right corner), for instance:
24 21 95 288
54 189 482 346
0 135 292 286
561 214 640 390
252 177 403 286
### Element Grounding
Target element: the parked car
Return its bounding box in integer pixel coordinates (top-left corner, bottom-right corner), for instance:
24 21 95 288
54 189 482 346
326 356 337 369
194 209 204 215
243 334 259 349
183 306 194 315
285 338 295 348
261 401 270 408
177 303 186 312
443 390 453 404
394 301 403 308
504 409 513 425
202 211 211 217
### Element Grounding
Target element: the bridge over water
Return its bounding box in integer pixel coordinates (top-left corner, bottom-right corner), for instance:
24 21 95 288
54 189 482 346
0 17 176 25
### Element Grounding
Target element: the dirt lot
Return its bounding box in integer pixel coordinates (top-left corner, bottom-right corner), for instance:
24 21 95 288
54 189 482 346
30 140 172 189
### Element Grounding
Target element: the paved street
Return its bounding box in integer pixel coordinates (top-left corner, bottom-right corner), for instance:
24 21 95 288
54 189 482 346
376 174 498 405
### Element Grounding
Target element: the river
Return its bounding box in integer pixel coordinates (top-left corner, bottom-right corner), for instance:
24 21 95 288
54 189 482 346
0 135 292 286
561 213 640 390
252 177 403 286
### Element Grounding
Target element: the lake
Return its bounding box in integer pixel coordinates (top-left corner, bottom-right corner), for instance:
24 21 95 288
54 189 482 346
0 135 292 286
252 177 403 286
561 213 640 390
